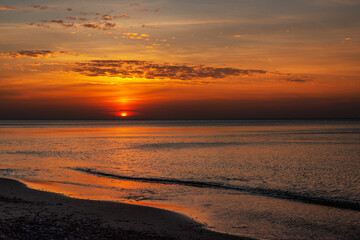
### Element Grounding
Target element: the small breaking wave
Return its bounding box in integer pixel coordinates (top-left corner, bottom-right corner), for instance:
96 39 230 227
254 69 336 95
70 167 360 211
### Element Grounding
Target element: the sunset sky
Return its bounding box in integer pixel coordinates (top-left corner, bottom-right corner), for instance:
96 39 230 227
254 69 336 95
0 0 359 119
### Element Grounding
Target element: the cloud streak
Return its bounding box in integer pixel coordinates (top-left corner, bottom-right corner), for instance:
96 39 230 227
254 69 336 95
71 60 267 80
41 19 117 30
82 22 116 30
286 76 311 83
36 11 124 31
1 50 77 58
41 19 75 28
27 5 48 10
29 23 50 28
0 6 16 11
138 8 160 13
0 50 311 83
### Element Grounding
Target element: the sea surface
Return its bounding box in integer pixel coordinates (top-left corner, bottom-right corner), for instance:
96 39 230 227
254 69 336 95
0 120 359 239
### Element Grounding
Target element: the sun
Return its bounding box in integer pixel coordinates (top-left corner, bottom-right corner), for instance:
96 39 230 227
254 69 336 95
115 111 130 118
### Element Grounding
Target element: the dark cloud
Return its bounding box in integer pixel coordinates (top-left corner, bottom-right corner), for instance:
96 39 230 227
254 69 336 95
1 50 75 58
42 19 75 28
135 97 360 120
50 19 64 24
66 8 72 11
102 13 130 20
286 75 312 83
78 12 103 16
114 14 130 19
39 17 116 30
138 8 160 13
141 24 156 29
130 3 141 7
31 10 126 31
70 60 267 80
66 16 79 20
82 23 99 29
82 22 115 30
102 15 112 20
286 78 307 83
0 97 116 120
27 5 48 10
104 22 116 28
29 23 50 28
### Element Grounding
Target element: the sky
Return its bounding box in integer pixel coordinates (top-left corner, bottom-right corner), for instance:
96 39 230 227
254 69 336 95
0 0 359 119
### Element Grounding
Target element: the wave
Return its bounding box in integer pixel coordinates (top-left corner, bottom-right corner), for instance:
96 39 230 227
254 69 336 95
0 151 67 158
1 151 47 156
132 141 359 150
135 142 241 149
70 167 360 211
0 168 15 174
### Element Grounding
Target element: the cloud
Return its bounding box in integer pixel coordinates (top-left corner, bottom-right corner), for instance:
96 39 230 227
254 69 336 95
82 23 100 29
29 23 50 28
234 34 247 38
84 12 103 16
102 13 130 20
141 24 156 29
43 19 75 28
65 16 87 21
30 9 128 33
27 5 48 10
50 19 64 24
38 15 117 30
66 8 72 11
67 16 79 20
0 6 16 11
138 8 160 13
114 14 130 19
82 22 116 30
1 50 77 58
70 60 267 80
130 3 141 7
286 75 312 83
102 15 112 20
1 52 311 84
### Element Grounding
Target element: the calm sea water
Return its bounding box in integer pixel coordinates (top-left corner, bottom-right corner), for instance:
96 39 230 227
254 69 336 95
0 120 359 239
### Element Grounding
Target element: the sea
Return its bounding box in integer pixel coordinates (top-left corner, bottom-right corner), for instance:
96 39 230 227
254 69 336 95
0 120 359 239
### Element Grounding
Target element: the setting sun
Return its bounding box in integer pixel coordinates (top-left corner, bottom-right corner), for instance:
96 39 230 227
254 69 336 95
115 112 129 118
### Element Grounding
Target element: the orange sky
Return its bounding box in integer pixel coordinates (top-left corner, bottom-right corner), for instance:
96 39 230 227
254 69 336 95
0 0 359 119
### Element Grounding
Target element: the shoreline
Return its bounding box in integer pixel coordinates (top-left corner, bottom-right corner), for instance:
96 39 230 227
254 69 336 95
0 177 253 240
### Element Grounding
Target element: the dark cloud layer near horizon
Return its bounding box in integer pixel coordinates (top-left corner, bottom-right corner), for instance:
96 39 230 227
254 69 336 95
1 97 359 120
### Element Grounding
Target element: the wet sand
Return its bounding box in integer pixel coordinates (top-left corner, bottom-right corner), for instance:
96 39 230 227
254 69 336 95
0 178 252 240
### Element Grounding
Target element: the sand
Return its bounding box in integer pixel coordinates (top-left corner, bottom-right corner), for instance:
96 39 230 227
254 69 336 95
0 178 253 240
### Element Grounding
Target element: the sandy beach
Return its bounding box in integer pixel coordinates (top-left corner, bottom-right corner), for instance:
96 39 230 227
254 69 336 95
0 178 251 240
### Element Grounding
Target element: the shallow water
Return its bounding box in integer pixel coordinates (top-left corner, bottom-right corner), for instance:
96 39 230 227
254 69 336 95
1 120 359 239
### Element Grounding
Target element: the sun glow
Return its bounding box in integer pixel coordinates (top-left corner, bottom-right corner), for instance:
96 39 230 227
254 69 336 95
115 111 129 118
